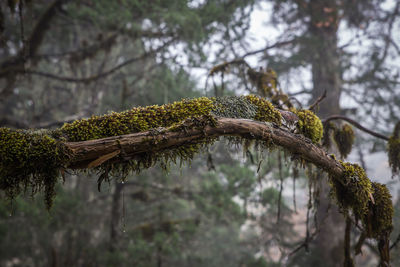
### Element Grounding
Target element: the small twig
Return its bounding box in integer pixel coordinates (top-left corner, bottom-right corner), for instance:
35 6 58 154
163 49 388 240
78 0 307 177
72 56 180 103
289 89 312 97
288 97 303 109
355 231 367 255
285 189 329 263
286 230 319 259
8 38 175 83
357 143 367 170
18 0 26 64
390 232 400 250
323 115 389 141
344 216 354 266
292 166 298 213
308 90 327 111
306 184 312 247
241 38 297 58
208 59 251 77
277 152 283 223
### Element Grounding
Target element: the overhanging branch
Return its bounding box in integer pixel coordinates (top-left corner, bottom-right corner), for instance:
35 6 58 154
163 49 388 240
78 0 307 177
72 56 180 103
0 96 393 264
323 115 389 141
66 117 344 176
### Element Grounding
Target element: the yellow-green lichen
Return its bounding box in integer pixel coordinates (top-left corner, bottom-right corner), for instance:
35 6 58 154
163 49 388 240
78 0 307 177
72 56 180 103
245 95 282 125
212 96 257 119
388 122 400 175
364 182 393 238
333 123 355 158
329 161 373 220
292 109 323 143
0 128 70 209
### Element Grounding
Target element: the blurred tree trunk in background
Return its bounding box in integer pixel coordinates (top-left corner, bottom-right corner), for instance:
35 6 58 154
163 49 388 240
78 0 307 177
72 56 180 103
308 1 344 266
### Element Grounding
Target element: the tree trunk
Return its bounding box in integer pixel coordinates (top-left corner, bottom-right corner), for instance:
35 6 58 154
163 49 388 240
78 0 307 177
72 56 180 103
307 1 344 266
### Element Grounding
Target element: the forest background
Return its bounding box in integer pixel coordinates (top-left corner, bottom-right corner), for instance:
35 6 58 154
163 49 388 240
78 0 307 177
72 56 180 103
0 0 400 266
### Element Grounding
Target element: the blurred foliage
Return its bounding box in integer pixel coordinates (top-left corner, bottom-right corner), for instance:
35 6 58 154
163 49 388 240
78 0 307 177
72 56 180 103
0 0 399 266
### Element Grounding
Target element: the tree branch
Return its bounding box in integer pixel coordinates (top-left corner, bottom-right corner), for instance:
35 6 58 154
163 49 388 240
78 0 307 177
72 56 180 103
308 90 326 111
0 0 65 74
323 115 389 141
241 38 298 58
0 0 66 99
66 117 344 178
10 38 175 84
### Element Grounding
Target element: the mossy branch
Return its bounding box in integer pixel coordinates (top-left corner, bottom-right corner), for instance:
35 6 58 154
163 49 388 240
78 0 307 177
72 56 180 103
62 115 393 263
0 95 393 264
65 117 333 172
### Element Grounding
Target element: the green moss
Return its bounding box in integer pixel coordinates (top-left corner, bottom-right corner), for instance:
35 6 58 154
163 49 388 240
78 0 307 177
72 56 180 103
0 128 70 209
329 161 373 220
57 95 282 142
59 97 215 142
245 95 282 125
330 164 394 239
292 109 323 143
0 95 331 209
388 122 400 175
364 182 393 238
333 123 355 158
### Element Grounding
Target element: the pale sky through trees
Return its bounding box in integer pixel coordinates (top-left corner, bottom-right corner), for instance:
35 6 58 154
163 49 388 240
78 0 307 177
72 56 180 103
248 1 396 194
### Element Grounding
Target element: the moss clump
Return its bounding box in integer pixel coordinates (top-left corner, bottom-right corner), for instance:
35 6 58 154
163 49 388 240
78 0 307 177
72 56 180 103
333 123 355 158
329 161 373 220
388 138 400 174
388 122 400 175
245 95 282 125
292 109 323 143
59 97 215 142
364 182 393 238
247 68 278 98
1 95 324 208
0 128 70 209
58 95 282 142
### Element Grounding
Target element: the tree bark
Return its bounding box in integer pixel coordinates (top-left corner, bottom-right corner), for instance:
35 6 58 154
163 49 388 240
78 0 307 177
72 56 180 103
308 1 344 266
65 117 344 180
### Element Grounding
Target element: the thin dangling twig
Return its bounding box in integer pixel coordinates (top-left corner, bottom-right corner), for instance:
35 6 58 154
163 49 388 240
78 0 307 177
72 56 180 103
277 152 284 224
292 166 298 213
